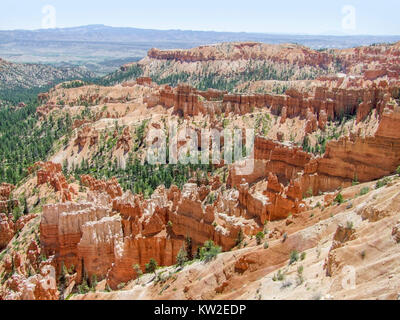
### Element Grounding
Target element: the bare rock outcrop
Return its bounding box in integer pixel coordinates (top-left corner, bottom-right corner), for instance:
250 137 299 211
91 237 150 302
116 127 132 154
148 42 333 67
0 213 15 250
81 175 123 199
31 162 76 202
0 183 15 214
325 224 356 277
40 202 110 279
237 173 306 222
1 262 59 300
78 215 124 282
229 103 400 221
0 183 14 201
74 125 99 151
392 221 400 243
145 75 398 136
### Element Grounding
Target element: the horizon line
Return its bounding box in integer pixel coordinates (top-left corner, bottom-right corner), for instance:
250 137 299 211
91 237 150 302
1 24 400 38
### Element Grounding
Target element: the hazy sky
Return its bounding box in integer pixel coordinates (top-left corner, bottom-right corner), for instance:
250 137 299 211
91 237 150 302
0 0 399 35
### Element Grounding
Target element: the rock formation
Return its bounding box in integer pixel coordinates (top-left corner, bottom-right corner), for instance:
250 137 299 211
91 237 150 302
116 127 132 154
227 104 400 221
74 125 99 151
148 42 333 67
40 201 112 280
143 77 398 135
0 183 14 201
31 162 76 202
0 183 15 214
1 259 59 300
0 213 15 250
37 175 259 290
80 175 123 199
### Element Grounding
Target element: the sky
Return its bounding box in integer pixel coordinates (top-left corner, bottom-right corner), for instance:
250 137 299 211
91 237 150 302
0 0 399 35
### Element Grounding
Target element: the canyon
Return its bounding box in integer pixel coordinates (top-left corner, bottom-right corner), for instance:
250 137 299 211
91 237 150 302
1 41 400 300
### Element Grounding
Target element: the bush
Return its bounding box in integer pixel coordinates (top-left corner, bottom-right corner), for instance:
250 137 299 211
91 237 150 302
359 187 370 196
145 258 158 274
375 177 391 189
296 265 304 285
256 232 265 245
176 247 188 267
272 269 285 282
397 166 400 176
133 264 143 278
200 240 222 263
236 229 244 247
117 283 126 290
334 193 344 205
77 278 90 295
297 265 304 274
300 252 306 261
289 250 300 265
263 242 269 249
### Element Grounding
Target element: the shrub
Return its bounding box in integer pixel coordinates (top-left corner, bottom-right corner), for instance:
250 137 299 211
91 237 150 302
297 265 304 274
263 242 269 249
334 193 344 204
397 166 400 176
236 229 244 247
296 266 304 285
289 250 300 265
359 187 370 196
12 207 22 223
77 278 90 295
117 283 126 290
300 252 306 261
133 264 143 278
200 240 222 263
176 247 188 267
272 269 285 282
145 258 158 274
256 232 265 245
375 177 391 189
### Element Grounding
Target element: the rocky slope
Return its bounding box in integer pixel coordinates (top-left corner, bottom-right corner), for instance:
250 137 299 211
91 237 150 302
75 176 400 300
0 57 94 92
109 41 400 92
